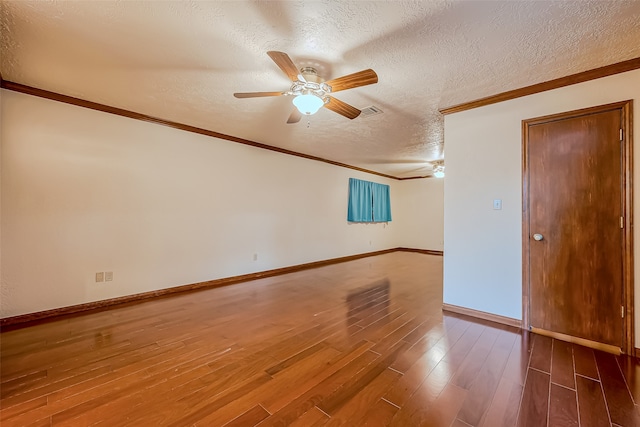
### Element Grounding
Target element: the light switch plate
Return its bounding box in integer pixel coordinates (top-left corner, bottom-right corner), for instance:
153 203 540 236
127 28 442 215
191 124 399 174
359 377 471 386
493 199 502 210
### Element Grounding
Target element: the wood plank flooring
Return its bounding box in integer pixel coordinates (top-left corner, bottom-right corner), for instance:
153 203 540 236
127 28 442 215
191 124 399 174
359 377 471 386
2 252 640 426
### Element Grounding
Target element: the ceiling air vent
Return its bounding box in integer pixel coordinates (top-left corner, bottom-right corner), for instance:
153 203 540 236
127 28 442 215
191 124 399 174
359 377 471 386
359 106 383 118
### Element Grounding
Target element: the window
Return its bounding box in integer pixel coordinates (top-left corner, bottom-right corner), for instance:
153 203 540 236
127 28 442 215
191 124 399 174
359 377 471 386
347 178 392 222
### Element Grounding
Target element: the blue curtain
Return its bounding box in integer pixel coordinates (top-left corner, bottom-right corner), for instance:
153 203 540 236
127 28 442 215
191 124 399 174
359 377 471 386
347 178 372 222
347 178 391 222
372 182 392 222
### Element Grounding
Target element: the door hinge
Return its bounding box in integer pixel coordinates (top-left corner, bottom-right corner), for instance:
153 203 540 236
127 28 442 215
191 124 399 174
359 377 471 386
622 305 625 318
620 216 624 228
620 128 624 141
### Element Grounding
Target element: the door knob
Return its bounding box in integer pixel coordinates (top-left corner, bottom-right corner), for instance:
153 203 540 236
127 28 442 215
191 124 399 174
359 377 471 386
533 233 544 241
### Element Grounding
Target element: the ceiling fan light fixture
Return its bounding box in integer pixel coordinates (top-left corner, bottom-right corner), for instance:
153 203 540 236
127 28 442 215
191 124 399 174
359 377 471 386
433 164 445 178
293 92 324 115
235 51 377 122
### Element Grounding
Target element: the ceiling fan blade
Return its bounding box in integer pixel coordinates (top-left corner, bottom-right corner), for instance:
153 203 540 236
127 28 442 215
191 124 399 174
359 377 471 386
287 108 301 124
267 51 300 81
324 96 361 119
325 69 378 92
233 91 284 98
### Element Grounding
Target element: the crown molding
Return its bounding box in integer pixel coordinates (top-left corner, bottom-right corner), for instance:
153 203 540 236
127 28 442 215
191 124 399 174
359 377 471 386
398 175 432 181
439 57 640 115
5 58 639 179
0 80 432 181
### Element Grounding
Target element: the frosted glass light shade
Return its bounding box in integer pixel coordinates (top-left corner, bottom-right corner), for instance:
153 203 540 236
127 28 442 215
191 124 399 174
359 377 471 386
293 94 324 115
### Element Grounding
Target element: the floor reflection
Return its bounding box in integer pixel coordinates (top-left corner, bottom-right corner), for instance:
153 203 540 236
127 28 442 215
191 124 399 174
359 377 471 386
346 278 390 329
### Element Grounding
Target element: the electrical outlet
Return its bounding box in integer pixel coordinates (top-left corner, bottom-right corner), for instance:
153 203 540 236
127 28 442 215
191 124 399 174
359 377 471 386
253 253 258 261
96 272 104 282
105 272 113 282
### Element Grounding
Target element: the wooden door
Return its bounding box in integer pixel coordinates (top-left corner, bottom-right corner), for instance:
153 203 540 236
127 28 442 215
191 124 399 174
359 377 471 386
525 105 626 348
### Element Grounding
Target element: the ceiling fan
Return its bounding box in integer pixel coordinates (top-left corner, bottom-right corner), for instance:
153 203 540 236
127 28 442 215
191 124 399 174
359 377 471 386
431 160 445 178
234 51 378 124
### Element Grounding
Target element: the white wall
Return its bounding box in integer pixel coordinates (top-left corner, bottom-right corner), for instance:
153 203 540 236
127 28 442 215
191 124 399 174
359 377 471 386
396 178 444 251
1 90 441 318
444 69 640 337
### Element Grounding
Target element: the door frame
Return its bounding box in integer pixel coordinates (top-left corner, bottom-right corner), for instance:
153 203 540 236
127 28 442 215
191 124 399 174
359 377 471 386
522 100 634 355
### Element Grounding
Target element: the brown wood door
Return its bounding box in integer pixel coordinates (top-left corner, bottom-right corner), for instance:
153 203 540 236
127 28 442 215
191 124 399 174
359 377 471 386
527 107 623 348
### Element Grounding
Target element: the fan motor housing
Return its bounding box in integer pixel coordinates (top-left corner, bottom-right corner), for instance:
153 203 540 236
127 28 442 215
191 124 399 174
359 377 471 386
300 67 323 83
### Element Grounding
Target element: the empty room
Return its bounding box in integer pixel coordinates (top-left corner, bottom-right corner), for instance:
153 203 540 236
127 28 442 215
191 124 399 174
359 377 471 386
2 1 640 426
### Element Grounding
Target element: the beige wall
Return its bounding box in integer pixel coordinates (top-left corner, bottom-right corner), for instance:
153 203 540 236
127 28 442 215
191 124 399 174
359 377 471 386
0 89 443 318
396 178 444 251
444 69 640 340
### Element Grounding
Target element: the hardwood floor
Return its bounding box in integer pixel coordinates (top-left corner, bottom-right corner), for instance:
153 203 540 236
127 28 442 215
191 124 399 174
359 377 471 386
1 252 639 426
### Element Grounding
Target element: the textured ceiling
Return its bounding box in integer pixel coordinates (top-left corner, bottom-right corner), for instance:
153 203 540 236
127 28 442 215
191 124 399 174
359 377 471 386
1 1 640 178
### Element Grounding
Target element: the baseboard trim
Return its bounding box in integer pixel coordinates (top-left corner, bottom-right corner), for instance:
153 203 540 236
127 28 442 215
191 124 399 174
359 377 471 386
442 303 522 329
0 247 441 328
397 247 443 256
531 327 621 356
